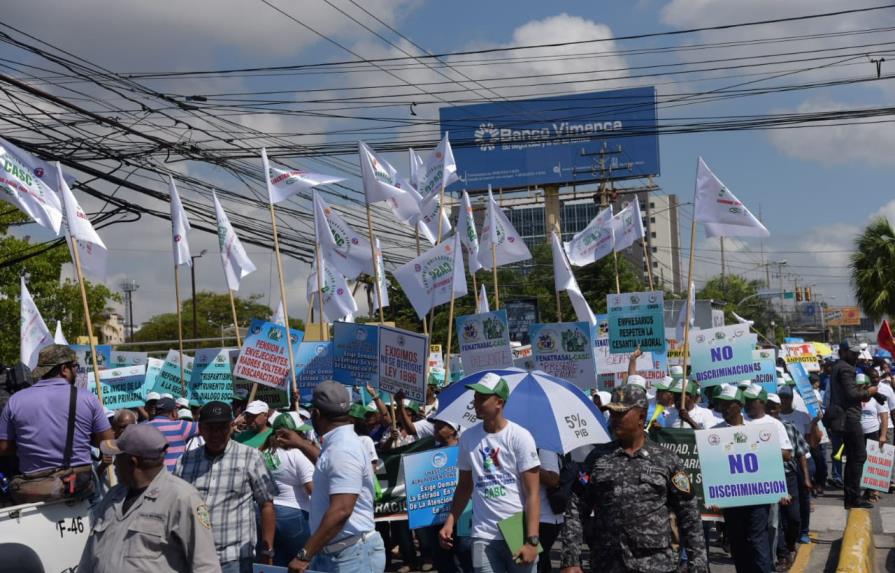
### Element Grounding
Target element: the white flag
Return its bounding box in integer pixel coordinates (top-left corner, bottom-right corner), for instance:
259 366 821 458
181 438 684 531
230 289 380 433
20 277 53 369
213 192 256 290
414 192 452 246
307 258 358 322
477 283 490 314
262 147 344 205
271 300 286 326
732 311 754 325
371 238 390 313
676 282 696 341
58 162 107 278
477 187 531 269
408 148 425 188
417 132 459 203
313 191 373 279
394 233 467 319
564 205 614 267
169 176 192 267
54 321 68 345
359 141 413 205
0 137 63 234
551 231 596 325
457 190 481 273
694 157 769 238
611 200 645 252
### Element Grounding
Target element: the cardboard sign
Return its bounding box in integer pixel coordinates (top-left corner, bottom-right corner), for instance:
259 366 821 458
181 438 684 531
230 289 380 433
781 343 820 372
71 344 111 389
860 440 895 492
379 326 428 402
530 322 597 391
753 349 778 394
695 424 788 508
428 345 444 370
455 310 513 376
689 325 758 388
296 341 334 401
789 362 820 418
191 348 235 405
151 350 194 398
87 365 149 410
606 291 665 354
233 319 304 392
403 446 459 529
109 351 148 368
332 322 380 390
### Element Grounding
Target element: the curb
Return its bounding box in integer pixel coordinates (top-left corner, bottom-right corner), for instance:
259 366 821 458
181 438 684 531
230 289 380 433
835 508 874 573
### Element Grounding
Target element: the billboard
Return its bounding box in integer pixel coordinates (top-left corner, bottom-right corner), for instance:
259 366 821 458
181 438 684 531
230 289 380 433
824 306 861 327
439 87 659 191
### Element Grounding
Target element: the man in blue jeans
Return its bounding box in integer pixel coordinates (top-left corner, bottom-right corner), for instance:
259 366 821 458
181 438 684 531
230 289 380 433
288 381 385 573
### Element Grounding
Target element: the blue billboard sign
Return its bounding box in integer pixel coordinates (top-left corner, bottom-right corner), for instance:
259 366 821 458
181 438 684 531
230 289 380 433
439 87 659 191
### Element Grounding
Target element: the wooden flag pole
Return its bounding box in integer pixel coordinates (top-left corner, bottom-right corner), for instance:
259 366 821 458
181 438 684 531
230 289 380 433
642 239 655 290
71 237 116 487
471 271 479 311
365 205 386 324
173 264 186 397
435 186 446 244
444 284 457 383
679 216 698 412
491 244 499 309
611 250 622 294
315 243 328 341
268 203 300 409
227 290 242 347
555 288 562 322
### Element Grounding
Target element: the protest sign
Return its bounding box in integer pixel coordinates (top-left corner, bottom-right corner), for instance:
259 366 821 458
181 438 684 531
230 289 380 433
781 343 820 372
665 328 689 366
455 310 513 375
233 319 304 392
530 322 597 391
594 331 667 390
296 342 334 401
428 344 444 370
379 326 428 402
753 349 778 394
71 344 111 389
860 440 895 492
332 322 380 389
650 428 721 520
788 362 820 418
143 358 164 392
151 350 194 398
606 291 665 354
375 437 437 520
688 325 758 388
88 365 149 409
109 351 148 368
403 446 459 529
191 348 235 405
695 424 788 508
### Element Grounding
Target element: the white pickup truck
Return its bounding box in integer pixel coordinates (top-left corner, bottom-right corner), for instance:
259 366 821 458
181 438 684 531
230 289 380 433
0 498 93 573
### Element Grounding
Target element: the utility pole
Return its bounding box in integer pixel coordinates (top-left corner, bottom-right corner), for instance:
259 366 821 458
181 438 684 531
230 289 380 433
120 279 139 342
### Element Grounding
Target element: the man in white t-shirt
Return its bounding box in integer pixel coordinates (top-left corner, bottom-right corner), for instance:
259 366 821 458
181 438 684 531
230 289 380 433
536 449 563 573
743 384 794 454
439 373 541 572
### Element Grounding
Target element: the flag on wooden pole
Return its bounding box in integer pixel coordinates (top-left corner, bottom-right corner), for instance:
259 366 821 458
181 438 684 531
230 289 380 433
477 284 490 314
457 190 482 273
611 200 645 252
371 238 390 313
551 231 596 325
565 205 614 266
0 137 63 234
313 191 373 279
20 276 52 369
394 233 467 319
262 148 344 204
54 321 68 345
694 157 769 238
417 132 458 204
307 259 359 322
57 162 107 267
477 187 531 269
169 176 192 267
213 192 256 291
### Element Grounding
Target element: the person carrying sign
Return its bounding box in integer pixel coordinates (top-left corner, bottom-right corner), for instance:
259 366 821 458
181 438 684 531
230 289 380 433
663 380 717 429
559 384 707 573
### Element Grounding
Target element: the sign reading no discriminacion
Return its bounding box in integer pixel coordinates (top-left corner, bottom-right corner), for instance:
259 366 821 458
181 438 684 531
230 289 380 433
695 424 788 508
379 326 428 402
233 319 304 392
606 290 665 354
688 324 758 388
456 310 513 375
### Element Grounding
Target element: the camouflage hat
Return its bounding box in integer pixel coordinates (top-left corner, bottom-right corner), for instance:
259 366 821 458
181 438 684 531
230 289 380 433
31 344 77 379
606 384 649 413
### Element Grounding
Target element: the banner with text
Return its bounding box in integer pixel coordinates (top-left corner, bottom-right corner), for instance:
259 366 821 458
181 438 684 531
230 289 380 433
403 446 459 529
689 325 758 388
296 341 334 401
455 310 513 375
88 365 149 409
606 291 665 354
71 344 111 389
781 343 820 373
233 319 304 392
333 322 380 390
753 349 778 394
109 351 148 368
191 348 235 405
650 428 721 520
151 350 194 398
789 362 821 418
530 322 597 391
379 326 429 402
860 440 895 492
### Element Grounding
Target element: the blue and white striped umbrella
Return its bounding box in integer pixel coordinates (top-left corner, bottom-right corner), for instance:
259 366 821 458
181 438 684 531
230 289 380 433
435 368 610 454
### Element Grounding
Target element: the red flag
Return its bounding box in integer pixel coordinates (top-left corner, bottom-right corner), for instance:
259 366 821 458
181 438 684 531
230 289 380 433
877 320 895 355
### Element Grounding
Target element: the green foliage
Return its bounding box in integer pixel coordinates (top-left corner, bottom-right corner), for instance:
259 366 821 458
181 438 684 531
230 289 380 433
130 291 293 351
0 209 120 364
851 217 895 322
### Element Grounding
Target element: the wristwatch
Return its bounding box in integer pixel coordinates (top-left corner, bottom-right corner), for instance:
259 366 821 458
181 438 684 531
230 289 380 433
525 535 540 547
295 548 310 562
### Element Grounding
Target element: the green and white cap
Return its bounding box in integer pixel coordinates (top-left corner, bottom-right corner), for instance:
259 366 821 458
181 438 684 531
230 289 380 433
654 376 673 391
670 365 685 380
715 384 745 402
743 383 768 401
856 373 870 385
466 372 510 401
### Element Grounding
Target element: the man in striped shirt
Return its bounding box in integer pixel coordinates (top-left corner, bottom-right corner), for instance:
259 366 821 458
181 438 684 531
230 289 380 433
144 397 199 472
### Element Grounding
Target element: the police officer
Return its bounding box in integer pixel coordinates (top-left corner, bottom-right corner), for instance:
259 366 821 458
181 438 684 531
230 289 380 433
79 424 221 573
559 384 707 573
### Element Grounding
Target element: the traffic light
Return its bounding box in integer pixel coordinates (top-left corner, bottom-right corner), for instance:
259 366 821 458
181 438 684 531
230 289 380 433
795 288 802 302
804 287 812 302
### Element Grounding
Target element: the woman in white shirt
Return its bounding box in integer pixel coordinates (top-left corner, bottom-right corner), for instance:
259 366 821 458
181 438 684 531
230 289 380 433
261 412 316 566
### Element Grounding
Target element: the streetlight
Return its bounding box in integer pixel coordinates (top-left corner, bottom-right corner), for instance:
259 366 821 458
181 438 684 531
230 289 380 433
190 249 207 341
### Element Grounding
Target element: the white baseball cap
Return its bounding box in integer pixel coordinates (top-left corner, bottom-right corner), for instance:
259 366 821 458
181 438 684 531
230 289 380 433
245 400 270 415
670 365 685 380
177 408 194 420
161 393 174 400
627 374 647 388
145 392 161 402
175 397 190 408
766 393 781 405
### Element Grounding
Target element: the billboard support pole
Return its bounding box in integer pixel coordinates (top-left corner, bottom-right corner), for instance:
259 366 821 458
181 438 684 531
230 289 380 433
492 244 500 310
679 215 698 412
642 239 655 290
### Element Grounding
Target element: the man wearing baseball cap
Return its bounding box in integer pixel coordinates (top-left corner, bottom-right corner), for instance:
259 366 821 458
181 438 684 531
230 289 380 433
288 381 384 573
234 400 273 449
664 380 717 430
439 372 542 572
78 424 220 572
0 344 113 503
559 384 707 573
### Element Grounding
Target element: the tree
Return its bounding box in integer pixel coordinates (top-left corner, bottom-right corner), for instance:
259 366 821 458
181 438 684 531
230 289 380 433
696 274 778 337
130 291 294 351
0 210 120 365
851 217 895 322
